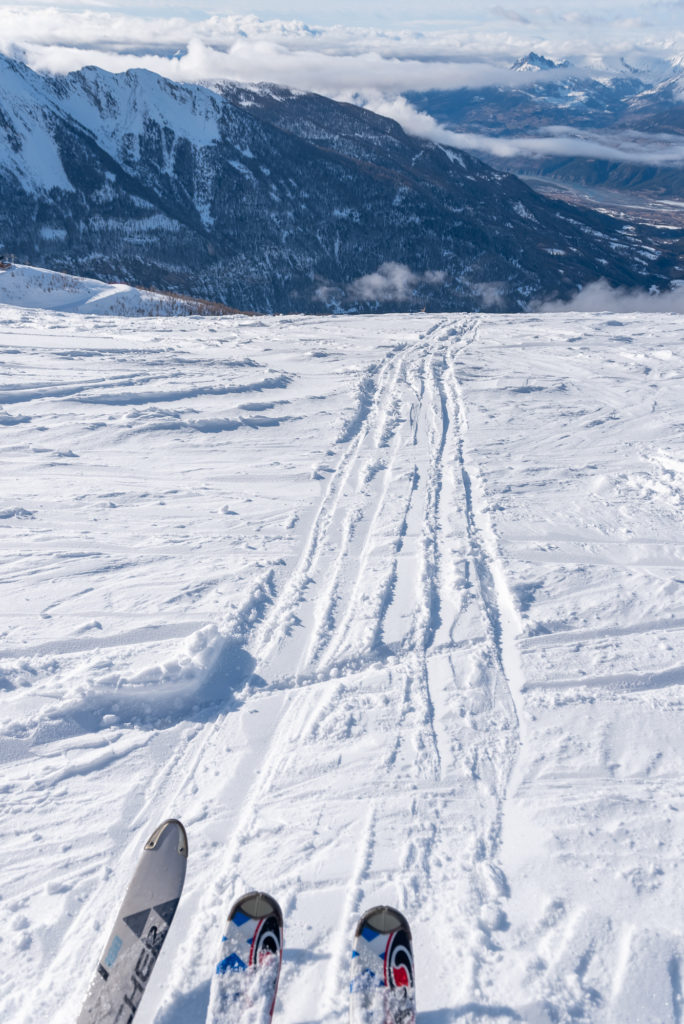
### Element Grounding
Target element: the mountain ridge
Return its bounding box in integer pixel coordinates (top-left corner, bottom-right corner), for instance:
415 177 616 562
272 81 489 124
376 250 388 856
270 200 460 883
406 53 684 201
0 55 680 313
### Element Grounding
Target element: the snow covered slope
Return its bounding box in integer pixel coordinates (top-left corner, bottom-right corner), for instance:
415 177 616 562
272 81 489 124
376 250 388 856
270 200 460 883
0 263 234 315
0 308 683 1023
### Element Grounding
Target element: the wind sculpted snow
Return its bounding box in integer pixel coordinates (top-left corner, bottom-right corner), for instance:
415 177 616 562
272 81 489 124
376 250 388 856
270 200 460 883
0 309 683 1023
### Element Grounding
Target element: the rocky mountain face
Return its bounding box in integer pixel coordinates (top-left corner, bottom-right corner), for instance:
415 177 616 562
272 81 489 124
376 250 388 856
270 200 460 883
0 55 679 313
407 54 684 200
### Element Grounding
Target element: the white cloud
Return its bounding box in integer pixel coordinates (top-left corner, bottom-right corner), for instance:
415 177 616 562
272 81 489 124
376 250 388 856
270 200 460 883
318 263 446 304
3 33 565 95
363 96 684 167
1 6 682 91
490 6 531 25
471 281 507 309
449 127 684 167
538 279 684 313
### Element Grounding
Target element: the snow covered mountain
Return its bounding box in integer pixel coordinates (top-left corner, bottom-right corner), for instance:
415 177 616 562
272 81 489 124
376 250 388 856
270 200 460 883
412 51 684 135
0 54 679 313
407 53 684 199
1 305 683 1023
510 52 570 73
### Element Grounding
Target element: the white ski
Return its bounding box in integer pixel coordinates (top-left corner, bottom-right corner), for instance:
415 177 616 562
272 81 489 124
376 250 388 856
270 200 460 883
77 818 188 1023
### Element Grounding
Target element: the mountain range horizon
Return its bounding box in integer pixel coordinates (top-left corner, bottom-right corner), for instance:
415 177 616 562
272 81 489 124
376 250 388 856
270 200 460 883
0 52 682 314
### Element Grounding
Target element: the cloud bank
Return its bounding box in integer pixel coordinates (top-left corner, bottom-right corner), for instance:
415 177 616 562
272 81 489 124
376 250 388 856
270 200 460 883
368 95 684 168
316 263 447 305
538 279 684 313
1 6 682 90
2 34 568 94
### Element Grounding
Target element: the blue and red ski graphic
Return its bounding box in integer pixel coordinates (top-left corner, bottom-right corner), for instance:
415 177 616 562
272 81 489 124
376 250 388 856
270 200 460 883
350 906 415 1024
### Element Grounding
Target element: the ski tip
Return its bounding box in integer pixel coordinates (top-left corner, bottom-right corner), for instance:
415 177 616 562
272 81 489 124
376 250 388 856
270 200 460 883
230 891 283 925
144 818 189 858
356 906 411 938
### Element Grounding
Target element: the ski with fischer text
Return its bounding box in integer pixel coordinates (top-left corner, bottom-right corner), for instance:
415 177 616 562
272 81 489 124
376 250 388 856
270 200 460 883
77 818 188 1024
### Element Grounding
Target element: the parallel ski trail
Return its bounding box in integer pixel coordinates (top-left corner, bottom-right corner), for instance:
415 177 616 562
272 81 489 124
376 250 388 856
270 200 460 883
252 349 405 677
303 351 414 675
185 319 526 1023
171 317 527 1024
25 314 527 1024
7 310 684 1024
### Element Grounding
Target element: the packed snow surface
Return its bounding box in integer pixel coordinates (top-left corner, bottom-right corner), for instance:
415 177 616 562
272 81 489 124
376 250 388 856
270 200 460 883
0 308 683 1024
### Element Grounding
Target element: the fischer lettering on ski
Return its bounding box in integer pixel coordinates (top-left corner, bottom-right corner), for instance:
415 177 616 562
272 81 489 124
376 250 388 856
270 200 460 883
77 819 188 1024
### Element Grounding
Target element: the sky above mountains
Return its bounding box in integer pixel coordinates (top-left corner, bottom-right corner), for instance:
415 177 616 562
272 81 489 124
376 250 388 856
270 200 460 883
0 2 681 69
1 1 680 33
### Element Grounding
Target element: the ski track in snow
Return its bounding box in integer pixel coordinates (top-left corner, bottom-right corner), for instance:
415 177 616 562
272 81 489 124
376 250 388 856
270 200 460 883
0 308 683 1023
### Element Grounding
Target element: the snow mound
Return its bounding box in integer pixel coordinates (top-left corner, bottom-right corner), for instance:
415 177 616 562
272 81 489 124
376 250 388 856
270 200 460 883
0 263 225 316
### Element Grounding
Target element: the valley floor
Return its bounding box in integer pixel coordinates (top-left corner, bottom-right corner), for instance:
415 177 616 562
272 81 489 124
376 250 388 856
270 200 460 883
523 176 684 230
0 307 683 1023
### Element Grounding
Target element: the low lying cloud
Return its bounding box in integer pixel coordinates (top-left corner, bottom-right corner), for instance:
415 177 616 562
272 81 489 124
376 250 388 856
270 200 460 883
366 96 684 167
5 35 557 96
349 263 446 302
436 127 684 167
470 282 507 309
538 279 684 313
316 262 446 305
